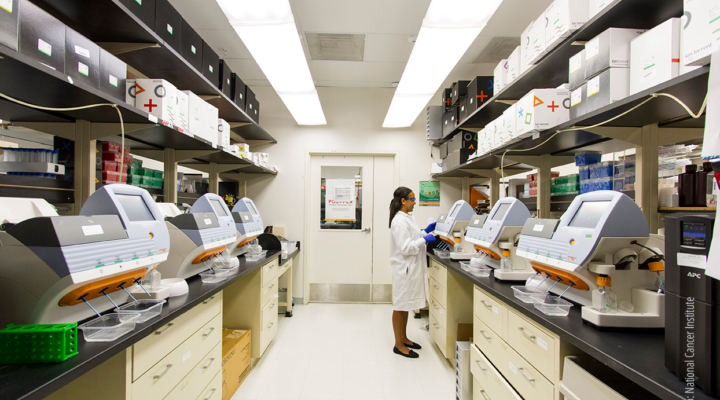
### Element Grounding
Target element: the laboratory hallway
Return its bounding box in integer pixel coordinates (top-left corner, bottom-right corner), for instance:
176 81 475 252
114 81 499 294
230 303 456 400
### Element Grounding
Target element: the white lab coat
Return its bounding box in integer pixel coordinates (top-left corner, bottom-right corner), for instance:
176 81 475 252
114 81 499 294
389 211 428 311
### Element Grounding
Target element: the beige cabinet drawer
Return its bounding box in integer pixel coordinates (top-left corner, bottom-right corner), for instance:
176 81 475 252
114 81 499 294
429 260 447 288
277 259 291 276
471 345 522 400
473 377 489 400
261 277 279 309
429 296 447 331
473 287 506 338
505 346 555 400
260 297 279 353
262 259 279 286
429 312 447 358
507 310 556 381
132 313 222 399
133 293 222 380
429 277 447 307
473 317 506 366
166 343 221 400
196 370 221 400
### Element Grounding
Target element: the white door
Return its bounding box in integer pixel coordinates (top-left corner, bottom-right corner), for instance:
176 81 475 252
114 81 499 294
308 155 394 303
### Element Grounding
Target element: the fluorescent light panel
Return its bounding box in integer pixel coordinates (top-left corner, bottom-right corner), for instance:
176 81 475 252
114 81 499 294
216 0 326 125
383 0 503 128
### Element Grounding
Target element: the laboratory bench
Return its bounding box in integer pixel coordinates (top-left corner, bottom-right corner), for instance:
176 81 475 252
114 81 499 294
426 253 714 400
0 249 298 400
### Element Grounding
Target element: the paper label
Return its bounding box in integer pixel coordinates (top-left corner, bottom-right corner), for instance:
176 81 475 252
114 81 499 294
167 24 173 35
244 215 249 220
585 38 599 60
474 220 480 225
0 0 13 12
74 45 90 58
533 224 544 232
38 39 52 56
148 114 159 123
135 0 141 4
109 75 118 87
537 337 548 351
678 253 707 269
191 45 196 54
587 76 600 97
209 65 214 73
82 225 104 236
78 62 89 76
492 306 499 315
642 56 657 82
509 362 518 374
183 351 191 362
571 88 582 106
204 218 212 225
570 55 582 73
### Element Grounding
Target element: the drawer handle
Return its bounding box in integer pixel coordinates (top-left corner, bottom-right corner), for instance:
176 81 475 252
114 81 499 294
433 302 439 310
267 322 274 329
518 367 535 383
153 364 173 381
475 360 487 372
155 323 174 335
479 389 491 400
269 283 275 289
202 327 215 338
480 300 492 309
433 323 439 329
203 296 216 305
434 285 440 290
203 388 217 400
270 303 276 309
518 327 536 341
479 330 492 341
202 358 215 370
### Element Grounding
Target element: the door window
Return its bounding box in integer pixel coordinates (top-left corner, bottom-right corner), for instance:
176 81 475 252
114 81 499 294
321 166 362 230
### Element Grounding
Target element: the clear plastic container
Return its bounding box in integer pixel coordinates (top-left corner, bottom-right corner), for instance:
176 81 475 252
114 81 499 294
532 296 573 316
78 313 139 342
200 269 231 283
512 286 548 304
467 266 492 277
459 261 471 271
114 299 166 323
245 250 268 261
433 248 450 259
217 265 239 275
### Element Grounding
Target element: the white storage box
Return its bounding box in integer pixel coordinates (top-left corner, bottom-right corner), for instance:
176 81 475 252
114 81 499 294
680 14 702 75
494 115 509 145
570 83 587 119
183 90 206 138
522 17 546 68
494 59 509 93
204 102 219 146
585 27 646 78
175 90 189 134
569 49 586 90
476 129 487 155
588 0 614 19
236 143 250 152
683 0 720 66
485 121 497 151
125 78 136 107
515 88 571 136
218 118 230 148
545 0 590 50
135 79 178 124
630 18 681 95
503 103 518 141
586 67 630 113
507 46 522 83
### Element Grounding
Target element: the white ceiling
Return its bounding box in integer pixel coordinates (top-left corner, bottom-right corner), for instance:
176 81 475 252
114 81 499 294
169 0 553 92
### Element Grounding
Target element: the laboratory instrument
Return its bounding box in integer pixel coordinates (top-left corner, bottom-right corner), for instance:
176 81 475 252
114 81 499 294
227 197 265 257
433 200 476 260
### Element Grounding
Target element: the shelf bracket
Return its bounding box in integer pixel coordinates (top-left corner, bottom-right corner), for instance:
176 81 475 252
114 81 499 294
164 148 177 204
96 42 160 56
228 122 251 129
12 122 76 141
199 95 222 101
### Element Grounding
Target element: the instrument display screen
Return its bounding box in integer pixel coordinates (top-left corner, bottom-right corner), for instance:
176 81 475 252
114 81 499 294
682 223 706 239
568 201 611 229
116 194 155 221
211 199 228 217
492 203 511 221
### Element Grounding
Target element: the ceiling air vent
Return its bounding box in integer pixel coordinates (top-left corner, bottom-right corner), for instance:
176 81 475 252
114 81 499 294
305 33 365 62
473 37 521 64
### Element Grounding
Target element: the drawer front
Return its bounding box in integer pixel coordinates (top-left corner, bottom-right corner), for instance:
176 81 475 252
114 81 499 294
505 346 555 400
473 317 504 366
429 296 447 331
429 277 447 307
132 313 222 399
260 297 279 354
196 370 221 400
277 259 291 276
429 312 447 358
166 343 221 400
262 259 279 286
133 293 222 380
507 310 556 381
471 345 522 400
473 377 489 400
261 277 279 309
473 287 505 338
429 260 447 287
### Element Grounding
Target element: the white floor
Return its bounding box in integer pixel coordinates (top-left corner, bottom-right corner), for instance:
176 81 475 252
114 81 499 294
231 303 456 400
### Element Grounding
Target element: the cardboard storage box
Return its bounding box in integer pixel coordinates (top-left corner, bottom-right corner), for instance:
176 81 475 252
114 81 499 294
451 80 470 105
570 83 587 120
682 0 720 66
221 329 251 400
507 46 522 83
120 0 155 29
19 0 65 72
448 130 478 154
466 76 495 113
232 73 247 111
155 0 182 52
442 107 458 137
515 88 570 136
175 90 189 133
202 41 220 87
568 49 586 90
183 90 206 137
503 103 518 141
585 27 645 78
545 0 589 50
630 18 680 95
65 27 99 89
136 79 178 124
219 60 233 98
589 0 612 19
494 59 508 94
585 67 629 113
218 119 230 149
181 19 203 72
99 49 126 101
0 0 18 51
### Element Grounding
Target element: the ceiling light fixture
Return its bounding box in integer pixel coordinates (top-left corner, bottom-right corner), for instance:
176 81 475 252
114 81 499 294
383 0 504 128
215 0 326 125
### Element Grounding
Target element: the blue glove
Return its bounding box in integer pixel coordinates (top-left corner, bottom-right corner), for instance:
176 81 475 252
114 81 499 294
423 234 437 243
425 222 437 233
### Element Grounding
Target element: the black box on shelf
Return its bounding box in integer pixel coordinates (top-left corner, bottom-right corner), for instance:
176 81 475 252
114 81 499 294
19 0 65 73
119 0 155 31
65 27 99 89
219 59 233 98
155 0 182 52
181 19 202 72
442 149 473 171
451 80 470 105
201 40 219 87
442 106 458 138
466 76 494 113
0 0 18 51
442 87 452 108
440 142 448 159
245 84 255 114
248 98 259 123
448 130 478 153
458 98 468 123
99 48 126 102
231 73 246 111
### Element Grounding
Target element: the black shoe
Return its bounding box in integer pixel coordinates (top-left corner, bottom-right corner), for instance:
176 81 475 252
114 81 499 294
405 342 422 350
393 346 419 358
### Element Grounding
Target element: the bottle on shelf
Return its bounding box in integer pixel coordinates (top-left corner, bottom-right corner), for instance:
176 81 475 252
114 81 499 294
694 162 712 207
678 164 697 207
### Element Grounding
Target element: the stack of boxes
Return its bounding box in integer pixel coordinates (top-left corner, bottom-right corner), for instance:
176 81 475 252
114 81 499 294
523 172 560 198
551 174 581 196
98 142 131 184
442 131 477 171
127 159 164 190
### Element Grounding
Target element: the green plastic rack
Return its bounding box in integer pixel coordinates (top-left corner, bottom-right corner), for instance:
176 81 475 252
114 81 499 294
0 323 79 364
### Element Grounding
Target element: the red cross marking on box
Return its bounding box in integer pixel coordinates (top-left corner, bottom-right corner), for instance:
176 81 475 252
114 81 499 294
548 101 559 112
144 99 157 112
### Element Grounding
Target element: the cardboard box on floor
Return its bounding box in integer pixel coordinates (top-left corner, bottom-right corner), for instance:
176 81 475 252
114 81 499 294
222 329 251 400
457 323 473 341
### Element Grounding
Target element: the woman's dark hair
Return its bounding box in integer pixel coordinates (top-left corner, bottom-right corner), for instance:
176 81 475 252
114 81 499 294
389 186 413 228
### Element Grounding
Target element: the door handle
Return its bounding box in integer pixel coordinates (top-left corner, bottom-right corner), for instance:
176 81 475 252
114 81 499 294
362 227 371 233
479 389 491 400
202 358 215 370
202 327 215 338
479 330 492 341
480 300 492 309
155 323 174 335
203 388 217 400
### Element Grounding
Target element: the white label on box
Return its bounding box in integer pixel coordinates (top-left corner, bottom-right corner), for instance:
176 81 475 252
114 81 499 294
148 114 158 123
587 76 601 97
678 253 707 269
244 215 249 220
209 65 213 73
204 218 212 225
109 75 118 87
74 45 90 58
38 39 52 56
135 0 141 4
191 45 196 54
585 38 599 60
509 362 518 374
570 55 582 73
492 306 499 315
533 224 544 232
167 24 173 34
78 62 89 76
571 88 582 106
82 225 104 236
183 351 191 362
0 0 13 12
642 56 657 82
537 337 548 351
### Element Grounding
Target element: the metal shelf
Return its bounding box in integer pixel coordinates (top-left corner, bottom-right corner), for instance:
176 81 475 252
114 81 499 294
0 174 74 203
433 154 534 178
659 207 717 212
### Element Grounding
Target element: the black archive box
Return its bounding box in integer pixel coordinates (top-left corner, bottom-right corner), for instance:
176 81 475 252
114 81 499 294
442 87 452 108
120 0 155 30
448 130 478 153
248 98 259 123
155 0 181 52
201 41 219 87
458 98 468 123
231 73 246 111
219 60 233 98
181 20 202 72
451 80 470 105
467 76 495 113
99 48 127 101
442 106 458 138
19 0 64 72
0 0 18 51
245 85 255 114
65 27 99 89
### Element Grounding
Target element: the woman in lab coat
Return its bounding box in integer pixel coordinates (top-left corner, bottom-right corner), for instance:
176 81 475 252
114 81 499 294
389 186 437 358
